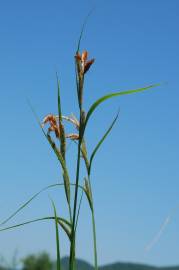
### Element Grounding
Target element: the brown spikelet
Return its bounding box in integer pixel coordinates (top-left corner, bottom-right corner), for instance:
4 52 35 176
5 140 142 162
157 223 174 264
66 133 79 140
81 51 88 62
75 52 81 61
84 59 95 74
42 114 60 138
74 50 94 76
42 114 56 125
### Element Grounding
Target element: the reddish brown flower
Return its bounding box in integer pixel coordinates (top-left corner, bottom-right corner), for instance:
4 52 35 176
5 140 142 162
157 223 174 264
75 50 95 75
84 59 95 74
42 113 80 141
42 114 60 138
81 51 88 62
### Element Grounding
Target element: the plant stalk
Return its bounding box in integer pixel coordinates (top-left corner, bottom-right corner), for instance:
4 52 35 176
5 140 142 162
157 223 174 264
91 207 98 270
69 116 83 270
88 176 98 270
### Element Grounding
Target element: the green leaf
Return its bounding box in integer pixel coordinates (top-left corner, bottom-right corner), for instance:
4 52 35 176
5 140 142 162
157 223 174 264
56 73 62 121
0 182 86 228
51 200 61 270
76 9 94 53
84 178 93 211
75 60 80 104
56 73 66 161
58 220 71 240
0 216 67 232
0 183 64 226
46 135 67 174
26 98 48 138
88 111 119 175
80 140 90 171
75 190 84 232
85 84 160 128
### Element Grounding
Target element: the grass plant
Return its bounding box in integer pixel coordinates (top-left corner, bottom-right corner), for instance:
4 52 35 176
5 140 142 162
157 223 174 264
0 17 159 270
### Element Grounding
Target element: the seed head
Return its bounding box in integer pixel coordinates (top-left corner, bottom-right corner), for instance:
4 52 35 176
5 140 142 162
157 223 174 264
75 50 95 75
42 114 60 138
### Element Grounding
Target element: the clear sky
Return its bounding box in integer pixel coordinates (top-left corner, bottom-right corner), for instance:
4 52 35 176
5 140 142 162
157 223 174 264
0 0 178 267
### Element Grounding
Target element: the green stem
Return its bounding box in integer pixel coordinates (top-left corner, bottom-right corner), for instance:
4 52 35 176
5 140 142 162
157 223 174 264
69 126 83 270
68 203 73 225
80 137 98 270
91 208 98 270
88 177 98 270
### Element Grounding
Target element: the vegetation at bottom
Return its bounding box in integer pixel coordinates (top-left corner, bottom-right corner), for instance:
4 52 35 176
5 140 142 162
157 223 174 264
0 253 178 270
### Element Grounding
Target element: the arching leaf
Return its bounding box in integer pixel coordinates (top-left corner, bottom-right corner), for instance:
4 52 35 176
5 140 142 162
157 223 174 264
85 84 159 128
0 184 64 226
0 183 86 227
88 111 119 175
0 216 69 232
51 200 61 270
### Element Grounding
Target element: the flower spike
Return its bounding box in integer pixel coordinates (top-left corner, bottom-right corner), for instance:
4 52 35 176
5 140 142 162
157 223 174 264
75 50 95 75
42 114 60 138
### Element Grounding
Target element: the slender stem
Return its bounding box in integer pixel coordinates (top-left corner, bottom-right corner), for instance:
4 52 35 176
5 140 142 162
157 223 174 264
88 176 98 270
69 54 86 269
91 208 98 270
75 190 84 232
80 136 98 270
69 119 83 270
68 203 72 224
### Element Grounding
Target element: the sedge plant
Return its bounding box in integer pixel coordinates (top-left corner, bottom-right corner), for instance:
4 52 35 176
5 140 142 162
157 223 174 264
0 22 159 270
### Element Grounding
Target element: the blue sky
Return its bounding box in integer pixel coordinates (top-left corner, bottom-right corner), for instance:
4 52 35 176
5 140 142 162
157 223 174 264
0 0 179 267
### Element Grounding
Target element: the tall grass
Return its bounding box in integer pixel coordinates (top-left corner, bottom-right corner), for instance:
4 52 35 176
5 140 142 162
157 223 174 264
0 17 159 270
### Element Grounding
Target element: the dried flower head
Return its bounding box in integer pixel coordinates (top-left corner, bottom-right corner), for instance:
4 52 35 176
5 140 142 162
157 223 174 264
42 114 60 138
75 50 95 75
42 113 80 142
81 51 88 62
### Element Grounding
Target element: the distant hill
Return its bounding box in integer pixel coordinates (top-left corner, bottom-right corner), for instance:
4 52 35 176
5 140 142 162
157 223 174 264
59 257 179 270
0 257 179 270
61 257 93 270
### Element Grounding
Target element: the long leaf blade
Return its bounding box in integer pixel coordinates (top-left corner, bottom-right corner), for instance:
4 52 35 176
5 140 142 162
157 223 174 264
75 190 84 232
0 182 85 227
76 9 94 53
56 74 66 161
85 84 159 127
0 216 63 232
56 73 62 121
51 200 61 270
0 184 64 226
88 111 119 175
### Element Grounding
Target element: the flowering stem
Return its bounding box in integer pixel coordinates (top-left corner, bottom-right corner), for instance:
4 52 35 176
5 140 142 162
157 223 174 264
80 137 98 270
69 113 83 270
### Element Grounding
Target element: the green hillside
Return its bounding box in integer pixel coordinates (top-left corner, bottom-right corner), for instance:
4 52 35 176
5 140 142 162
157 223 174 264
17 253 179 270
59 257 179 270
